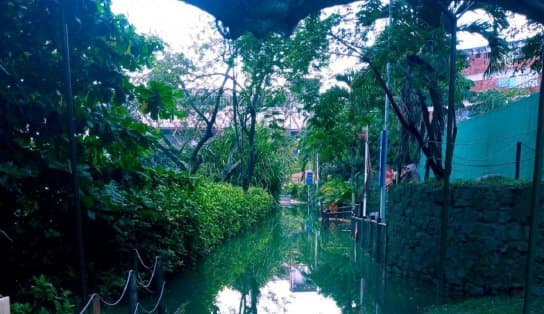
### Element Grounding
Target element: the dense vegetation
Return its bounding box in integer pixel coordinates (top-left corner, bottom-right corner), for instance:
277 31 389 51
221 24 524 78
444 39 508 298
0 0 277 310
1 0 542 311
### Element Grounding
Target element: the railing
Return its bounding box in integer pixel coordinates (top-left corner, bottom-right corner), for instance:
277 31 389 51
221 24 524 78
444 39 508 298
79 249 165 314
321 205 356 221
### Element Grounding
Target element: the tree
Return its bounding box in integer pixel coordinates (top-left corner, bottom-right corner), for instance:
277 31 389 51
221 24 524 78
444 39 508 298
0 0 162 295
231 14 336 191
298 69 383 210
142 48 234 174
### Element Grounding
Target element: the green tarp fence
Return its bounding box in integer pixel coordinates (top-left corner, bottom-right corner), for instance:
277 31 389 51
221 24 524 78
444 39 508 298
420 93 541 181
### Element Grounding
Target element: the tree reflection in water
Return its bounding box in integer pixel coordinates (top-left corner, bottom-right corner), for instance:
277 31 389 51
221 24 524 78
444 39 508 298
161 205 438 314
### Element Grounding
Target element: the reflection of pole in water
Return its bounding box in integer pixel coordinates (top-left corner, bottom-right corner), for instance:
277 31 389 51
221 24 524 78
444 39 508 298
314 230 319 268
307 184 310 216
376 265 386 314
359 278 365 314
353 241 356 263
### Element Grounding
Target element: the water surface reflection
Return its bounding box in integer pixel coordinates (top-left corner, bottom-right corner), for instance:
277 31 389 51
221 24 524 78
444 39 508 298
161 205 438 313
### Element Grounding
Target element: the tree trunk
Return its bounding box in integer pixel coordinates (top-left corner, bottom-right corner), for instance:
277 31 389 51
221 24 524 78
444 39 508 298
243 100 257 192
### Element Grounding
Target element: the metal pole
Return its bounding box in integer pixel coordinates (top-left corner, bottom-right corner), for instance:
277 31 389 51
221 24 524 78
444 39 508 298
439 13 457 297
316 153 319 200
379 0 393 223
61 1 87 301
522 50 544 314
363 127 369 217
359 278 365 314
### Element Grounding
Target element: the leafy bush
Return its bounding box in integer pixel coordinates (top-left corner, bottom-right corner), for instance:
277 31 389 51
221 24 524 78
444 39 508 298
282 182 306 200
11 275 74 314
111 172 277 271
319 178 351 208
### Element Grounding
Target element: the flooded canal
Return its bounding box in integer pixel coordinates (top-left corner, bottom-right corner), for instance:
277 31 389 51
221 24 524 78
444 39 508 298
159 204 439 313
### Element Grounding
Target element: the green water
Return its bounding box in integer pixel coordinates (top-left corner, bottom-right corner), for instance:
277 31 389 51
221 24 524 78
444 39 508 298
157 205 439 314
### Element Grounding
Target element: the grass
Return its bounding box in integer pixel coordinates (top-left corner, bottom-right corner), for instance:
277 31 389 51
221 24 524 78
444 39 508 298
424 294 544 314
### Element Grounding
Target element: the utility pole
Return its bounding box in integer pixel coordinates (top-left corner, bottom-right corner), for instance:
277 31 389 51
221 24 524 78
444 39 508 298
379 0 393 223
362 126 369 217
522 47 544 314
60 0 88 300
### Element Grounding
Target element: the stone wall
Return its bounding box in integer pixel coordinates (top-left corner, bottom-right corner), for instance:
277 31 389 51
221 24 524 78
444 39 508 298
386 183 544 296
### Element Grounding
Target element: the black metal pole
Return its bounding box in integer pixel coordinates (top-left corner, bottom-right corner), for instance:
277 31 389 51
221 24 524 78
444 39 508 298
522 49 544 314
61 1 88 301
515 141 522 180
439 13 457 297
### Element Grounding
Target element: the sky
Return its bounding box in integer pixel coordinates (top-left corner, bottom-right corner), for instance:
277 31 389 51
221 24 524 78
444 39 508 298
111 0 217 52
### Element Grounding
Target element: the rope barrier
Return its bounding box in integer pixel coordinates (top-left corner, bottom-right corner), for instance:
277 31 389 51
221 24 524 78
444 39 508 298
137 257 159 289
98 270 133 307
135 281 167 314
79 270 133 313
78 251 166 314
134 249 152 270
78 293 98 314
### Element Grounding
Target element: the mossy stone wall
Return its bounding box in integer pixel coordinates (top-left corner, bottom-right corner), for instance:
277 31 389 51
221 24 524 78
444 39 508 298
386 184 544 296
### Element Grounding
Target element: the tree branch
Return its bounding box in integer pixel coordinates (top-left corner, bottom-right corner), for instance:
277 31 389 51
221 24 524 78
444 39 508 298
363 56 445 178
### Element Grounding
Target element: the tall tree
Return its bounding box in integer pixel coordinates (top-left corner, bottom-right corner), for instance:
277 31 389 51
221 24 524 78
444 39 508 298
142 47 234 174
232 14 336 191
327 0 511 180
0 0 162 295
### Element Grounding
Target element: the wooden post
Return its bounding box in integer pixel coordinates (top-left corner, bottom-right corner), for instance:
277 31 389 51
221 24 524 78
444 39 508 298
91 296 101 314
128 271 138 314
154 257 165 314
133 250 139 276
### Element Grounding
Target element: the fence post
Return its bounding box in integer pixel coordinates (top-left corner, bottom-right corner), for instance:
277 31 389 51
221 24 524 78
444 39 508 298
154 257 165 314
375 220 382 263
132 250 139 276
128 270 138 314
368 220 375 254
91 295 101 314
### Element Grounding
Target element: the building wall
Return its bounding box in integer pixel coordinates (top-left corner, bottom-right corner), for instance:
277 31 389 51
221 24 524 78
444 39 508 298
462 45 541 93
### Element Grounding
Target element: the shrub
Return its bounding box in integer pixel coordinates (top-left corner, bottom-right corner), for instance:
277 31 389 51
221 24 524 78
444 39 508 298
11 275 74 314
319 177 351 208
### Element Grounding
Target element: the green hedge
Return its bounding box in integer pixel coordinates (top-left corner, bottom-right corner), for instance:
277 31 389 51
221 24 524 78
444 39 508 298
113 172 277 272
8 170 276 312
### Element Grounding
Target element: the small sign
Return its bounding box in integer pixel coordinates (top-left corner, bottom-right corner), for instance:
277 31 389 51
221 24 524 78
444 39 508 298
306 170 313 185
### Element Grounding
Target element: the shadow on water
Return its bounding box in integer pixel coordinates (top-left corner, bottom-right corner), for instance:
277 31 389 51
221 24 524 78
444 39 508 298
147 204 439 313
